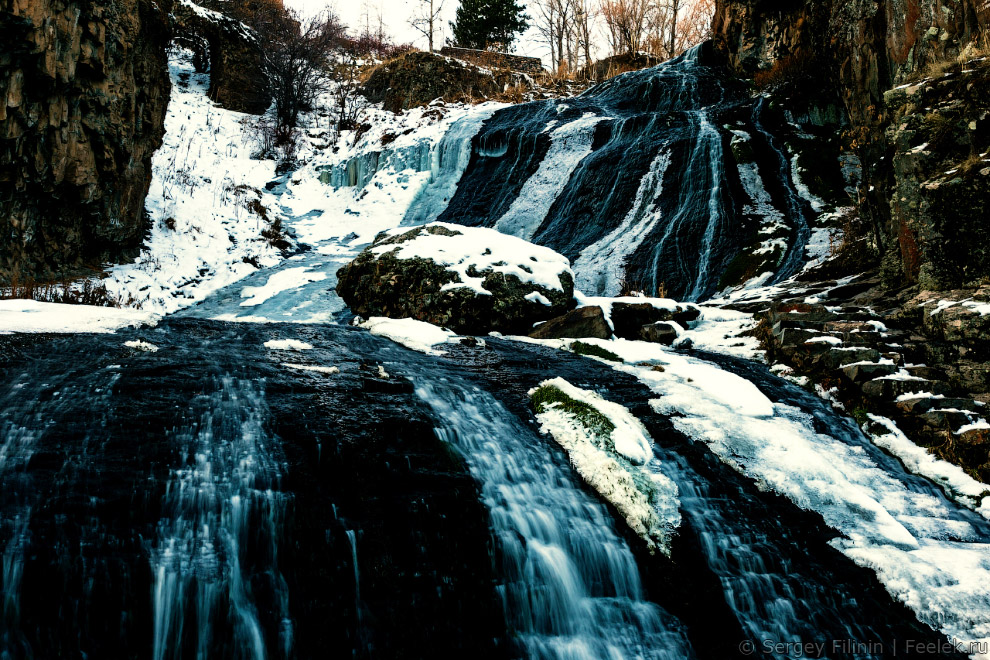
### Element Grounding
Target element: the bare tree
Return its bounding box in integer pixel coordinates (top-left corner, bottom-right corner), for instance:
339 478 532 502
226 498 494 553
573 0 596 70
534 0 574 72
674 0 715 53
251 7 346 131
600 0 651 55
409 0 445 53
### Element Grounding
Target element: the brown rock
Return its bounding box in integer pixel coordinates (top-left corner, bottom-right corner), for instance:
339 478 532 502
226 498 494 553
638 322 680 345
529 306 612 340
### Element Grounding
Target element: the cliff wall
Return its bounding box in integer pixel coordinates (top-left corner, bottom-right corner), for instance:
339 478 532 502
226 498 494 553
0 0 172 282
714 0 989 290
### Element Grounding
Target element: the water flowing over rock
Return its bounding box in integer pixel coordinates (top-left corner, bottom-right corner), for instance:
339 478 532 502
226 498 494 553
420 45 820 301
336 223 575 334
0 0 171 282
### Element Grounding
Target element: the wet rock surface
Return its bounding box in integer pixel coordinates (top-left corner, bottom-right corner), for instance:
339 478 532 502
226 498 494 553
0 318 975 658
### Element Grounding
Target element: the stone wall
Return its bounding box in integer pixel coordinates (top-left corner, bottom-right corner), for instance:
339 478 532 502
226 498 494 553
172 0 270 114
0 0 171 283
440 46 544 75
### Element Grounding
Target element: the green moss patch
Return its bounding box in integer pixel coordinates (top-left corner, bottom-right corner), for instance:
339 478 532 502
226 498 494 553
530 384 615 444
571 341 623 362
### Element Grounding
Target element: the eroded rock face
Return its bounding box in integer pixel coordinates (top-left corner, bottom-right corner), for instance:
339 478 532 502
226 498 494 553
171 0 271 114
336 223 575 335
0 0 171 282
714 0 990 290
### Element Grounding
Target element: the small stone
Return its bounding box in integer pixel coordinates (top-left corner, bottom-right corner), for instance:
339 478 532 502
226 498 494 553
638 322 679 345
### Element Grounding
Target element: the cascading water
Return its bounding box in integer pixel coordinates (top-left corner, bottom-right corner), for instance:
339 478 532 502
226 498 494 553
428 44 815 300
403 105 501 226
415 380 695 660
151 376 292 660
751 97 813 283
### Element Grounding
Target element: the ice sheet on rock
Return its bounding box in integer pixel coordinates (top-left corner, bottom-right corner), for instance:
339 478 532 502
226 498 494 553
572 149 672 296
531 378 679 555
867 414 990 518
494 114 604 241
0 300 157 334
283 363 340 374
360 317 456 355
595 342 990 653
239 267 328 307
373 223 573 295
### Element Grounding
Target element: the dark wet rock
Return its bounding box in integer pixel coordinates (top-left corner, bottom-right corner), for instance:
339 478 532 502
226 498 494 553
529 305 612 339
336 224 575 335
841 362 898 383
638 322 680 345
611 302 698 340
821 347 881 368
0 0 171 281
714 0 990 292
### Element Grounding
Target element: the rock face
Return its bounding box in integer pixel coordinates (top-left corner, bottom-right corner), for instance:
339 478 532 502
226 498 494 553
362 51 504 113
337 223 576 335
171 0 271 114
713 0 990 291
0 0 171 282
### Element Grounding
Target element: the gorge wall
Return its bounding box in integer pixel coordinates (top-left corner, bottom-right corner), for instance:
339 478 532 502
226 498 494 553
0 0 172 283
713 0 990 290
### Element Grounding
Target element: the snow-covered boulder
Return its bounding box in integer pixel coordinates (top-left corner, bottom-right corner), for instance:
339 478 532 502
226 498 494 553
336 223 575 334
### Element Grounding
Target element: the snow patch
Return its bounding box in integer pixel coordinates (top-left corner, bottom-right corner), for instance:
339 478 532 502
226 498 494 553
263 339 313 351
0 300 156 334
361 317 456 356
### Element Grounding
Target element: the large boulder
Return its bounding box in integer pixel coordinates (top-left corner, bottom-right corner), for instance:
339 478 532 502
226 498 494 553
610 300 700 340
337 223 575 335
361 51 504 113
0 0 171 282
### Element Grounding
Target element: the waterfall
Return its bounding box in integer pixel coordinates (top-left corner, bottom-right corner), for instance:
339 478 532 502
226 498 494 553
415 380 695 659
430 45 750 300
402 106 500 226
752 97 813 283
151 376 291 660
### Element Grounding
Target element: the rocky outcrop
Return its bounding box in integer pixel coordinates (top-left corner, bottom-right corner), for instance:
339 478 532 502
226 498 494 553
714 0 989 290
0 0 171 282
883 60 990 289
362 52 505 113
171 0 270 114
751 283 990 481
336 223 576 335
439 46 544 75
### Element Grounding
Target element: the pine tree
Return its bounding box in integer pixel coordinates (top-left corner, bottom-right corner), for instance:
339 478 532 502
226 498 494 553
450 0 530 51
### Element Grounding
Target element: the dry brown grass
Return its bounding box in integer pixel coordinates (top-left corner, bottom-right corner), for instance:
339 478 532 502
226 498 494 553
1 272 124 307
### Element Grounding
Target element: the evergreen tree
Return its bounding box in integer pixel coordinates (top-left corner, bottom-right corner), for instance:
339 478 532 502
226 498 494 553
450 0 529 50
